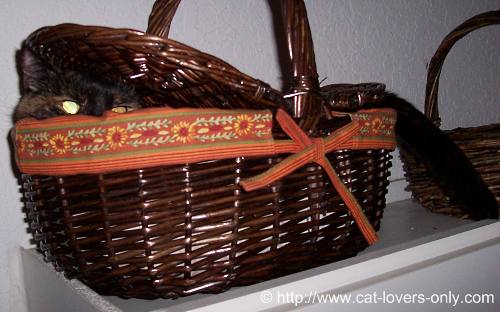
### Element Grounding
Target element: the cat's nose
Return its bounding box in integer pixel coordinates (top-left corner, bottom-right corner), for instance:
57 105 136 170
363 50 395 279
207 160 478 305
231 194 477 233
13 109 30 122
14 107 58 122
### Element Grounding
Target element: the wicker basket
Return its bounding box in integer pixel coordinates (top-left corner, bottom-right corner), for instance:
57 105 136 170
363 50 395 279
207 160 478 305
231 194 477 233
401 10 500 218
17 0 396 299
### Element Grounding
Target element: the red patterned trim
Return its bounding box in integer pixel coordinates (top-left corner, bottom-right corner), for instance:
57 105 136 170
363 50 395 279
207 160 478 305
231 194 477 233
14 107 395 176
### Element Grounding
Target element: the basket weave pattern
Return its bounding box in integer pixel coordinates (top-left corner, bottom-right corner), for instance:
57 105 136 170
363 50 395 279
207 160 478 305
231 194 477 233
20 0 394 299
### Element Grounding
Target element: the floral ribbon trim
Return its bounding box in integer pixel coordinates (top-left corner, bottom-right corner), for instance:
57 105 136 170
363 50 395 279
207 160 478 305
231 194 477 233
14 108 275 175
13 106 396 245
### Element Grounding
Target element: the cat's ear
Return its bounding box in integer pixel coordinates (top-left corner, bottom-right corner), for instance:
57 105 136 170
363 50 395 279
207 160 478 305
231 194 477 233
19 46 49 93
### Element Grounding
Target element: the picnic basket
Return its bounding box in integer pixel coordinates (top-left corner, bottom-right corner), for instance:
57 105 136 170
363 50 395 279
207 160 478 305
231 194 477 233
15 0 396 299
401 10 500 218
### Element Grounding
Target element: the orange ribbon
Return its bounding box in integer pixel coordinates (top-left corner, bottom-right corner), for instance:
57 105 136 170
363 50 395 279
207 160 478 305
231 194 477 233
240 109 379 244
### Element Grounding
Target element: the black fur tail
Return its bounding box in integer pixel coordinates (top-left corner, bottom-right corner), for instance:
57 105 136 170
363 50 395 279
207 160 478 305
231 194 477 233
365 93 498 220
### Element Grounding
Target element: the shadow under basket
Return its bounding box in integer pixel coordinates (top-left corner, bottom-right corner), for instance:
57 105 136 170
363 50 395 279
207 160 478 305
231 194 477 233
16 0 396 299
401 10 500 218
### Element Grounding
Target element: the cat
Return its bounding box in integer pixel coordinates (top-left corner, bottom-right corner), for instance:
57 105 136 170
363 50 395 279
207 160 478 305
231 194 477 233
365 93 498 220
14 45 142 122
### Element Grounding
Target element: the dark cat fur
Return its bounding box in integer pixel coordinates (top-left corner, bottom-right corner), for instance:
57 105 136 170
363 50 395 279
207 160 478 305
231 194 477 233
365 93 498 220
14 45 142 122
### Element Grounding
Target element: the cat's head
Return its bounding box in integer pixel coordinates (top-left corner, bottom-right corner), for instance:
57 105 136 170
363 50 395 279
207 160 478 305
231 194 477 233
14 46 141 122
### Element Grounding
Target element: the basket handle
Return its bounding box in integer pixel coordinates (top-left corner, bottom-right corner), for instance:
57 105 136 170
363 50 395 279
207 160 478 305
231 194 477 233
424 10 500 126
146 0 321 125
146 0 180 39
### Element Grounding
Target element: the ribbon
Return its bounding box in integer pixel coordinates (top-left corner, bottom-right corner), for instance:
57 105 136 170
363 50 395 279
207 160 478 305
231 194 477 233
240 109 379 244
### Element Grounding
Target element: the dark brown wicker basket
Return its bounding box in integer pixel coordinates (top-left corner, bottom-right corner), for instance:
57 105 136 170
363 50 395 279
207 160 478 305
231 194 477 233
19 0 394 299
401 10 500 218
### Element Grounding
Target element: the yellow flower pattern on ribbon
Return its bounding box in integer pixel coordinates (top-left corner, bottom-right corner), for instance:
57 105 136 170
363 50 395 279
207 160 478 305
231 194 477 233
106 126 128 149
172 121 195 143
49 134 70 154
370 117 384 134
15 110 273 157
13 108 396 178
353 111 395 137
234 114 254 135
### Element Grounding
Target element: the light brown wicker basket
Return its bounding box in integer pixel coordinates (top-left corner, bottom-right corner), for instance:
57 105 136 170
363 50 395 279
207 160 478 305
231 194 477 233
401 10 500 218
18 0 395 299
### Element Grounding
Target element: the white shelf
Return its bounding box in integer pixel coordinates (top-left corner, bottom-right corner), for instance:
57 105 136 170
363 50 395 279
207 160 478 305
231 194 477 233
21 200 499 312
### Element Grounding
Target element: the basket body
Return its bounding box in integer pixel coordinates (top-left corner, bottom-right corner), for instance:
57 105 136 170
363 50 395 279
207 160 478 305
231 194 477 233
24 149 391 299
18 0 394 299
401 11 500 217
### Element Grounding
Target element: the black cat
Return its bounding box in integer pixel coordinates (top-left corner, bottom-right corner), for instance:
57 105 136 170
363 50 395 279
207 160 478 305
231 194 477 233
14 45 142 122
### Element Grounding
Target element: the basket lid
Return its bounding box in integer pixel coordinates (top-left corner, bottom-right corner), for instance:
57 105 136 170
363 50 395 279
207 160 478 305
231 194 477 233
23 23 285 112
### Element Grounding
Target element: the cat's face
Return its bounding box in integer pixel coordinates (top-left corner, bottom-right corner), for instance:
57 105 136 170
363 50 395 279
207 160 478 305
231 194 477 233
14 47 141 122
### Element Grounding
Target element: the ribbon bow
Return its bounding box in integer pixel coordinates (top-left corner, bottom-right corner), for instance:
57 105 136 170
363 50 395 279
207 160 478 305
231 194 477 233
240 109 378 244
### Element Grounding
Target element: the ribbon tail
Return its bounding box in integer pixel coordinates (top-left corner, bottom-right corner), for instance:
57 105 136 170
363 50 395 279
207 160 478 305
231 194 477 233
240 147 315 191
318 157 378 244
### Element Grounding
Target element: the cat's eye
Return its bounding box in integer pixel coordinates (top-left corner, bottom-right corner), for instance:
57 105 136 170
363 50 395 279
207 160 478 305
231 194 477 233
61 100 80 115
112 106 133 113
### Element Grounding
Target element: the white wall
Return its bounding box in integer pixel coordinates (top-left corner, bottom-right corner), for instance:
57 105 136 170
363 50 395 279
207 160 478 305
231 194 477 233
1 1 499 310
